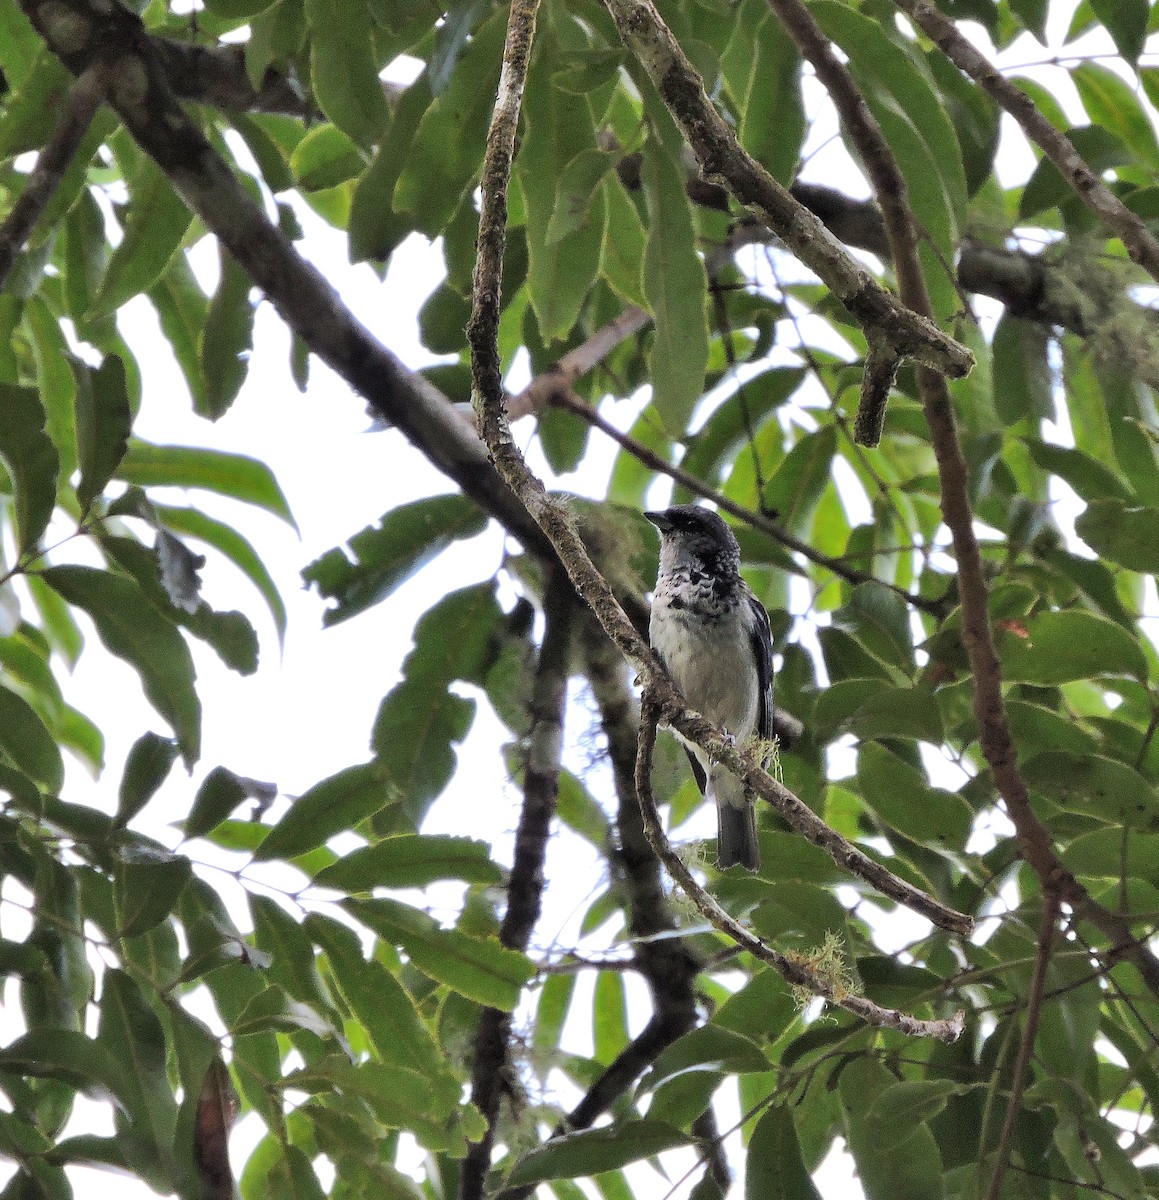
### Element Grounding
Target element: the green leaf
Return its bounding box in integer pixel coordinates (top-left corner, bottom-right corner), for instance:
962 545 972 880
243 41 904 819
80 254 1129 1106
841 1057 945 1200
1000 608 1147 683
1089 0 1147 64
815 681 944 744
75 355 132 516
1072 61 1158 165
0 384 59 554
302 494 488 626
91 159 193 316
993 316 1052 426
305 913 454 1089
857 743 972 849
40 566 201 764
1075 498 1159 572
0 683 62 792
517 32 605 343
762 425 836 534
1026 440 1133 504
314 834 502 891
349 75 434 262
393 13 503 236
722 0 805 186
346 897 534 1009
641 138 708 435
96 970 177 1187
154 503 287 646
746 1105 822 1200
149 256 209 411
0 1030 122 1097
254 761 396 861
116 442 296 528
507 1121 689 1185
1023 752 1159 829
199 248 255 420
23 296 77 478
115 732 181 828
290 122 366 191
546 148 617 245
115 847 193 939
185 767 275 840
304 0 390 146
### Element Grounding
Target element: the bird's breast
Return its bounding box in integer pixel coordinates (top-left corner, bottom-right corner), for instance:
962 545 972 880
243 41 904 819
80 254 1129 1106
650 589 761 735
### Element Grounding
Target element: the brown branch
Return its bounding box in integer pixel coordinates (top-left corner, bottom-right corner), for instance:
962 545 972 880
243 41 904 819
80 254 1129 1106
635 693 965 1042
853 335 901 448
599 0 973 380
494 617 717 1200
460 579 573 1200
896 0 1159 285
774 0 1159 1003
153 38 312 115
985 890 1060 1200
550 386 948 618
0 64 105 292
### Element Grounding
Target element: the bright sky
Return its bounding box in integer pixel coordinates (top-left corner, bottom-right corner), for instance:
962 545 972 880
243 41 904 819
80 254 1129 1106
1 2 1146 1196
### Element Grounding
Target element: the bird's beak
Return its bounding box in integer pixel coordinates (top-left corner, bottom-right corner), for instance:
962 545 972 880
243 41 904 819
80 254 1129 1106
644 510 671 532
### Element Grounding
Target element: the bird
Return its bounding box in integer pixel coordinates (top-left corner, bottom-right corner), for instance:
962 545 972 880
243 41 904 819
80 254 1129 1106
644 505 774 871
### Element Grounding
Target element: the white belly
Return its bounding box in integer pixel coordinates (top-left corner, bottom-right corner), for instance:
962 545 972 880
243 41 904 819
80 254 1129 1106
650 600 760 738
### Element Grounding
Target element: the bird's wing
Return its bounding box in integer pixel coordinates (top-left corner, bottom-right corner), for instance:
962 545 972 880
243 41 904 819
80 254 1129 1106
744 583 775 741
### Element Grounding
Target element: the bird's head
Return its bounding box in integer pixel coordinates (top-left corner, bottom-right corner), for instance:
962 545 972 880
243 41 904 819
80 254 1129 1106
644 505 741 577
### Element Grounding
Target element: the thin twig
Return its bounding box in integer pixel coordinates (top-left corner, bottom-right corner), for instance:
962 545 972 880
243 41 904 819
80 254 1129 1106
985 890 1060 1200
0 64 106 292
634 692 965 1042
897 0 1159 285
550 387 949 618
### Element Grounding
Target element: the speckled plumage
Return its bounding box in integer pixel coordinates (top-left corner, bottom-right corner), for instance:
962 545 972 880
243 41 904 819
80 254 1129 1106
645 505 774 871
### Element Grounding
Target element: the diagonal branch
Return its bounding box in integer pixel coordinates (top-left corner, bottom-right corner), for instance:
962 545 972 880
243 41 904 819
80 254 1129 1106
772 0 1159 1002
0 64 106 292
896 0 1159 285
18 0 559 569
460 576 573 1200
598 0 973 380
635 692 965 1042
550 386 949 618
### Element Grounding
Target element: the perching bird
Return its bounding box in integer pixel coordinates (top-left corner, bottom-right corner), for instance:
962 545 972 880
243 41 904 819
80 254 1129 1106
645 505 774 871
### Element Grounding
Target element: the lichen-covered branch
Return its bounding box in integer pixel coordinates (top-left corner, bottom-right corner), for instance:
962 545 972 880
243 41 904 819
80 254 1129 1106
460 578 573 1200
599 0 973 380
774 0 1159 1002
897 0 1159 285
635 693 965 1042
0 65 105 291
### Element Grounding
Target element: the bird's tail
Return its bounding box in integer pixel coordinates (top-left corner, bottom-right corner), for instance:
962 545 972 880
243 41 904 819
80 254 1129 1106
710 766 759 871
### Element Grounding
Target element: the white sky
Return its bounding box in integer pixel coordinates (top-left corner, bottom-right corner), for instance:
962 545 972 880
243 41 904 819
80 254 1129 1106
1 1 1152 1196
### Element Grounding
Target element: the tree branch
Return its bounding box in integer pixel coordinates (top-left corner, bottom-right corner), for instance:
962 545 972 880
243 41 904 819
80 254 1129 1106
985 890 1059 1200
18 0 560 570
635 692 965 1042
896 0 1159 285
0 64 105 292
495 617 719 1200
550 386 948 618
599 0 973 380
774 0 1159 1005
460 577 573 1200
